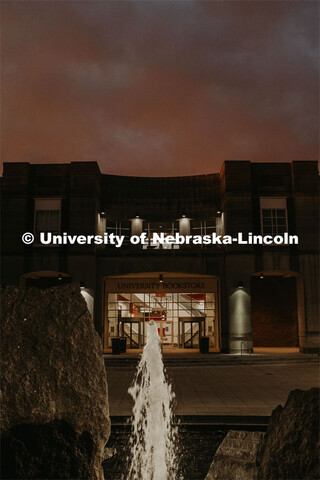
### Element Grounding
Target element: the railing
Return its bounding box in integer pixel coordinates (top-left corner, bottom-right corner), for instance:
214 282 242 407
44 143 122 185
240 341 252 357
299 336 319 359
184 328 200 348
123 327 139 349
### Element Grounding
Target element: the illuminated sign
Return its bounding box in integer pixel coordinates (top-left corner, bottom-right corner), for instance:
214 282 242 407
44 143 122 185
105 276 217 293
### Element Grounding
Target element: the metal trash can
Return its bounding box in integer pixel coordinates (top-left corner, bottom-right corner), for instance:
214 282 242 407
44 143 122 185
199 336 209 354
119 337 127 353
111 337 121 355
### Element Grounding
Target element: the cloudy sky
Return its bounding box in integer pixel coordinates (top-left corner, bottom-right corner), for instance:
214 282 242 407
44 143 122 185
1 0 319 176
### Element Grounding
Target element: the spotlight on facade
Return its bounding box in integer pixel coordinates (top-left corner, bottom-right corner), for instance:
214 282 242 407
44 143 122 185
159 274 163 283
182 214 186 218
237 281 244 289
80 281 85 289
216 209 221 215
58 274 62 281
100 211 106 217
259 273 264 279
136 215 140 218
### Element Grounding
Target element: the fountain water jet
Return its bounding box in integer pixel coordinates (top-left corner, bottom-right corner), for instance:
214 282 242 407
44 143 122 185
126 320 180 480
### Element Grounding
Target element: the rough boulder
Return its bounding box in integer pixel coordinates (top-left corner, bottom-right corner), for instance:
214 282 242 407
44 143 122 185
205 387 320 480
258 387 320 480
1 283 110 480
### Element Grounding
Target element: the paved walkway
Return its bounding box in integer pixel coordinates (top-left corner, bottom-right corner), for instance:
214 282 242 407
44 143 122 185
106 362 319 417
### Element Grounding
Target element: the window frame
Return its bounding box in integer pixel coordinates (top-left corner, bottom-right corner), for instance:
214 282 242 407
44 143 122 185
260 197 288 237
33 198 61 246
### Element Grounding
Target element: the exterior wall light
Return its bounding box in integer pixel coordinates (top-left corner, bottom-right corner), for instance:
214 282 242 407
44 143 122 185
136 215 140 218
100 211 106 217
259 273 264 279
237 281 244 289
182 214 186 218
80 281 85 289
159 274 163 283
58 274 62 281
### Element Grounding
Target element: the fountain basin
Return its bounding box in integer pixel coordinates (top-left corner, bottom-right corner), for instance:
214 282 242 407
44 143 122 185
103 422 268 480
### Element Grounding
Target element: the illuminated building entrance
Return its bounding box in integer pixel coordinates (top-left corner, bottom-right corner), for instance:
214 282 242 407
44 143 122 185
103 273 220 352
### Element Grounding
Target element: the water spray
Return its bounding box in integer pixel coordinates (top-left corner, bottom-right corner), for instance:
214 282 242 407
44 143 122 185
126 320 180 480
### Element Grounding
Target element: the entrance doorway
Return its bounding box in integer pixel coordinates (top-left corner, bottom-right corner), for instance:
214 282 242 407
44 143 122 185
114 292 210 348
103 273 219 352
251 275 298 348
118 319 143 348
179 318 205 348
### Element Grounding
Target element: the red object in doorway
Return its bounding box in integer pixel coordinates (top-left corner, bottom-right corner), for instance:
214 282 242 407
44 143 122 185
158 327 166 337
129 303 139 315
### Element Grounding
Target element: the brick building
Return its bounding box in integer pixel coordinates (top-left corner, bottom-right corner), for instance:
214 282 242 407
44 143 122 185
1 160 319 353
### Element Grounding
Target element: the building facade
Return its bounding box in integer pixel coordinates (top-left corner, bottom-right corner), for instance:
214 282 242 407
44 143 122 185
1 160 319 353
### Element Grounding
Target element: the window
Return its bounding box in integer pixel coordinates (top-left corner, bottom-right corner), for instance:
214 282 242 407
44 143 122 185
35 210 60 234
106 220 131 244
107 291 216 347
142 221 179 249
191 219 216 236
261 209 287 235
34 198 61 242
204 219 216 235
260 198 287 236
106 220 121 236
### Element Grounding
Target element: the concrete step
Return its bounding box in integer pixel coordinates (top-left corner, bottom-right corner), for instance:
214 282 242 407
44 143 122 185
110 415 270 428
104 353 318 368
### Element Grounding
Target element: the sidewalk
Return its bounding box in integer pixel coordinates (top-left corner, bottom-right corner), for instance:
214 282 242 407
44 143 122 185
106 362 319 417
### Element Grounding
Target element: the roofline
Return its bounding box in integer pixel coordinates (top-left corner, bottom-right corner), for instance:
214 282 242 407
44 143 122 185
2 159 318 179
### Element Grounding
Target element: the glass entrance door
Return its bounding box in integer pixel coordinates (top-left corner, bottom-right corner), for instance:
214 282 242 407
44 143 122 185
118 320 143 348
107 289 216 349
179 318 205 348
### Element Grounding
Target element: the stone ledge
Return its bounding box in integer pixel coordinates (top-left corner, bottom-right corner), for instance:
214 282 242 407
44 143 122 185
205 430 264 480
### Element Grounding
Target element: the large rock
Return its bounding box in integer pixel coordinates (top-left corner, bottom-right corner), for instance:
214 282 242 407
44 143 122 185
205 388 320 480
258 387 320 480
205 430 264 480
0 283 110 480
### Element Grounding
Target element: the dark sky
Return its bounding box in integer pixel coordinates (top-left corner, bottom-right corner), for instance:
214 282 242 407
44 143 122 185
1 0 319 176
